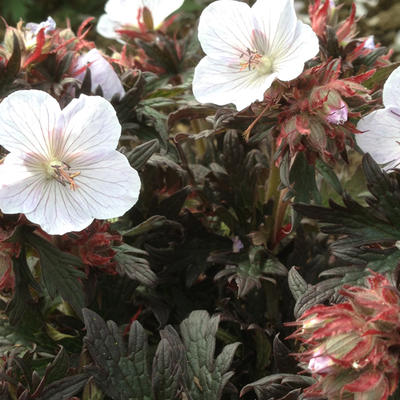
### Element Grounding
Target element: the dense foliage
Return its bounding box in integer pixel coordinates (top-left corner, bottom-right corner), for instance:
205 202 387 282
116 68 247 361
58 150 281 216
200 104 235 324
1 0 400 399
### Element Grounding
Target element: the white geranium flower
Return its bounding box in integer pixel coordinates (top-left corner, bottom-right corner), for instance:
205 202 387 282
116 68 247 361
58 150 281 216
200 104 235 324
0 90 140 235
97 0 185 40
356 66 400 171
192 0 320 111
74 48 125 101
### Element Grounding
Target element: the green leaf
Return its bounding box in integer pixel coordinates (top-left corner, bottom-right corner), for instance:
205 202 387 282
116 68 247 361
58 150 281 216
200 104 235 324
127 139 160 170
241 374 315 400
114 244 157 287
288 267 308 301
363 62 400 89
287 152 321 229
83 309 152 400
7 247 42 326
152 326 186 400
136 105 169 148
293 154 400 264
43 346 70 385
316 159 343 195
37 374 89 400
180 310 240 400
25 232 85 318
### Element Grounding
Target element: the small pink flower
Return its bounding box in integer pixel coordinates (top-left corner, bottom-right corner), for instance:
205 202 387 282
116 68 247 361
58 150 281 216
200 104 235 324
326 100 348 125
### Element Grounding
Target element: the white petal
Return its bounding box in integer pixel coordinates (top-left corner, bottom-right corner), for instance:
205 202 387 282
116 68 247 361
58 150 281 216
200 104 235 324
24 151 140 235
143 0 184 28
198 0 254 60
193 56 277 111
0 90 61 156
60 94 121 157
356 108 400 170
383 66 400 109
96 14 120 39
68 151 140 219
25 179 95 235
75 49 125 101
104 0 142 26
251 0 298 54
273 22 319 81
0 152 46 215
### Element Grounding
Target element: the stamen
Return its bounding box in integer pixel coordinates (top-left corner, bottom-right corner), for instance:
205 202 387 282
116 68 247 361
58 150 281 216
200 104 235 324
239 48 262 71
51 161 80 191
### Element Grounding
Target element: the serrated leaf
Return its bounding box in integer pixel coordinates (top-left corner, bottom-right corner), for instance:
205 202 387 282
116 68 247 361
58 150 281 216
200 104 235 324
83 309 152 400
180 310 239 400
44 346 70 384
240 373 315 399
25 232 85 318
136 105 169 148
288 267 308 301
293 155 400 267
114 244 157 287
127 139 160 170
294 277 342 318
152 326 186 400
37 374 89 400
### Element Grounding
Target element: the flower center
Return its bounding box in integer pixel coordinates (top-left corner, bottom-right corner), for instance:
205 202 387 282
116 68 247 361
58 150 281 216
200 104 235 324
239 49 273 75
47 160 80 191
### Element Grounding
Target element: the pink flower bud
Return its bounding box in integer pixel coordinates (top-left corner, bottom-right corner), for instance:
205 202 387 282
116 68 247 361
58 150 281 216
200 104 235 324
326 100 348 125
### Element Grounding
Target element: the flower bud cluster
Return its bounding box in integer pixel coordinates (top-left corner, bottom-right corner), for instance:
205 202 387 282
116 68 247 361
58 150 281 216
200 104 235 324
289 273 400 399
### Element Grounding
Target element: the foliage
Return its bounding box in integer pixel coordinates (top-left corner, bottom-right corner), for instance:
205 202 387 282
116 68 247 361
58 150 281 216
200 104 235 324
0 0 399 400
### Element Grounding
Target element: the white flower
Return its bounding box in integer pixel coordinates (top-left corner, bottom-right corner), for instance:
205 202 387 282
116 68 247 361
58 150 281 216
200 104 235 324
192 0 319 111
74 48 125 101
97 0 185 40
26 16 56 35
356 65 400 171
0 90 140 235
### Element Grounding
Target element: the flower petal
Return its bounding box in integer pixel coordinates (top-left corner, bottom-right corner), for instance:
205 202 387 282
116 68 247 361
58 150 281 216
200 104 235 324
96 14 120 39
67 151 141 220
104 0 141 26
25 179 94 235
0 90 61 155
198 0 254 60
0 152 46 215
251 0 298 54
75 49 125 101
143 0 184 28
193 56 277 110
60 94 121 157
383 65 400 109
356 108 400 170
24 151 140 235
273 22 319 81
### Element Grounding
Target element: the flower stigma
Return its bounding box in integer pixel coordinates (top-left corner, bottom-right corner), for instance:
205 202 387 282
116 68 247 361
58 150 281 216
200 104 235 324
48 160 80 191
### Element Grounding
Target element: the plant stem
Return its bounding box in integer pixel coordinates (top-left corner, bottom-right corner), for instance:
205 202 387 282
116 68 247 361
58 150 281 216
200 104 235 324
264 143 281 248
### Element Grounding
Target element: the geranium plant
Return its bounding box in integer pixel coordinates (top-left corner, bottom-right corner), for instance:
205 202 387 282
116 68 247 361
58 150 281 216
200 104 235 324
0 0 399 399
